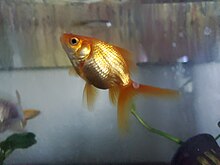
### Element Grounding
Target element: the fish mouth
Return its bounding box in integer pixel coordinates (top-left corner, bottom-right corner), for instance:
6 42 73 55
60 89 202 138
60 35 76 60
60 33 72 50
60 34 67 45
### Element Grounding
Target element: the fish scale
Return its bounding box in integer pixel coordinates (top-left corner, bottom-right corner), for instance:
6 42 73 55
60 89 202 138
90 41 130 87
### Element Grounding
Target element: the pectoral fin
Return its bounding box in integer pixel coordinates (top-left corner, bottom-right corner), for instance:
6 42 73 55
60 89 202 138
109 87 119 105
83 83 98 111
68 67 77 76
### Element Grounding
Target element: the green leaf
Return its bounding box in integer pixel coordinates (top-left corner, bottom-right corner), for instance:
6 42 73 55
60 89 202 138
0 132 37 164
0 132 36 152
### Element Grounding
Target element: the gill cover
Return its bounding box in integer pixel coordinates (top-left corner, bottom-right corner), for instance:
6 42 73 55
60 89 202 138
77 41 91 61
60 34 91 61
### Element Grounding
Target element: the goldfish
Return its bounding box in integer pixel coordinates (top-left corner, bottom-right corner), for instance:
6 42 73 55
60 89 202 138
60 33 179 132
0 91 40 133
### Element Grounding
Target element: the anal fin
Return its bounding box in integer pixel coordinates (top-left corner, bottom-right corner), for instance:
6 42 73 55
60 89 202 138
117 85 134 133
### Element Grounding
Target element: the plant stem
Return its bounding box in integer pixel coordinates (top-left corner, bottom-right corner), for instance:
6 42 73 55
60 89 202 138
0 150 5 165
4 149 13 159
215 134 220 141
130 105 183 145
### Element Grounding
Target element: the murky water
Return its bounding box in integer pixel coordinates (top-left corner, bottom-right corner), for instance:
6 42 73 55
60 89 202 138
0 0 220 164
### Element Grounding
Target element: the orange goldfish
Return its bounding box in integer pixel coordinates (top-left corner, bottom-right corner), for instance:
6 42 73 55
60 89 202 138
60 33 179 131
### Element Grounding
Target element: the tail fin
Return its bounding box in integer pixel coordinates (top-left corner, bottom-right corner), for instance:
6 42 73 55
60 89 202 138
117 81 179 132
23 109 40 121
10 109 40 132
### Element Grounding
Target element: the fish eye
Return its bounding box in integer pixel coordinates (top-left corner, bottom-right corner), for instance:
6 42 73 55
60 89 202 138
70 37 79 45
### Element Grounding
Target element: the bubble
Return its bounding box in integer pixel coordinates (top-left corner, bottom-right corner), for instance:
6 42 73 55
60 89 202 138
132 82 140 89
177 55 189 63
106 22 112 27
204 26 212 36
172 42 177 48
178 32 184 38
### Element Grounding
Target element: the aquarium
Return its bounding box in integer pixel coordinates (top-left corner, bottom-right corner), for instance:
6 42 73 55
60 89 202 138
0 0 220 164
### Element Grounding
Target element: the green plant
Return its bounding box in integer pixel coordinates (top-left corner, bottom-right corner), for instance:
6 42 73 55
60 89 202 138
0 132 36 165
131 104 183 145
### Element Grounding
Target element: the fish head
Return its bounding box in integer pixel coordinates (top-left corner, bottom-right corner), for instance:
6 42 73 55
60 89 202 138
0 99 24 133
60 33 91 62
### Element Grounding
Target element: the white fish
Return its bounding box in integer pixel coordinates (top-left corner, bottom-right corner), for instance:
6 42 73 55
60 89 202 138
0 90 40 133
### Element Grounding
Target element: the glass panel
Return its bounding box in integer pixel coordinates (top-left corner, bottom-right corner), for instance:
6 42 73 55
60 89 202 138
0 0 219 69
0 0 220 164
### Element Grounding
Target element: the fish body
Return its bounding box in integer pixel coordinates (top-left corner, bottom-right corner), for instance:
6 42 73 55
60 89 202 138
60 33 179 132
61 34 131 89
79 40 130 89
0 91 40 133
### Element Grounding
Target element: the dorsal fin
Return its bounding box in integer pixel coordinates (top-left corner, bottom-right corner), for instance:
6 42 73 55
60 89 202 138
16 90 21 106
68 67 77 76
